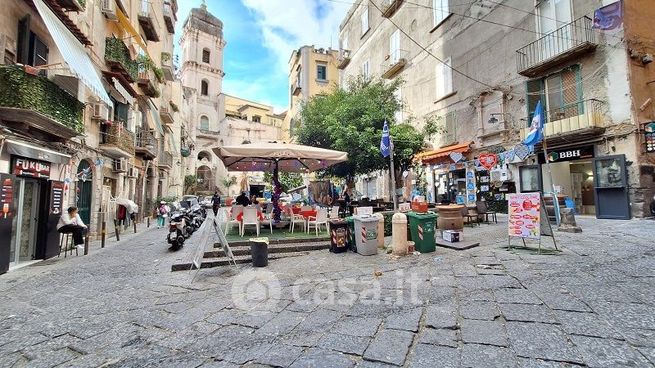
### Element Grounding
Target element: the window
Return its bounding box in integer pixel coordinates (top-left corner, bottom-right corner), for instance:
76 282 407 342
526 65 582 126
17 16 48 67
316 64 327 81
200 115 209 130
442 111 457 146
536 0 572 34
362 60 370 79
296 67 302 87
435 57 453 100
341 34 349 51
360 8 369 35
433 0 450 28
202 48 210 63
201 80 209 96
252 115 261 123
389 29 400 63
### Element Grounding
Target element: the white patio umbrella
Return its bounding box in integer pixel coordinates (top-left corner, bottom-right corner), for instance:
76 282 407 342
212 142 348 222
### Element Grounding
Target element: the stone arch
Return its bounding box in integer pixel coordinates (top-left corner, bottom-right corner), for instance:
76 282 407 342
201 79 209 96
197 150 212 163
196 165 213 191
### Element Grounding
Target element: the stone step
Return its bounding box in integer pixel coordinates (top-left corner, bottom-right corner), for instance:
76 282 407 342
171 251 311 271
215 236 330 248
205 241 330 258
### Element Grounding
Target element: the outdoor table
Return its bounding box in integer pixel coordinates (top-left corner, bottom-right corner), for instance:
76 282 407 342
300 210 317 219
236 211 265 222
291 207 301 214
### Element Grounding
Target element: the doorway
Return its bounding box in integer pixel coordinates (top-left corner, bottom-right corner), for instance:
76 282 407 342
76 160 93 225
593 155 630 219
9 178 40 265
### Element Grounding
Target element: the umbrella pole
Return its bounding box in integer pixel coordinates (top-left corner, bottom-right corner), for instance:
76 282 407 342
272 160 282 223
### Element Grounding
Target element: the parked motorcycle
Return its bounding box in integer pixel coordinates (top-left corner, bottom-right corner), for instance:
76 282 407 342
179 208 196 236
650 194 655 217
167 212 187 250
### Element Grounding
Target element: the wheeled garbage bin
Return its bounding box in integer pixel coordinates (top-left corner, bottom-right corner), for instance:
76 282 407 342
353 215 380 256
250 238 269 267
406 211 437 253
329 219 349 253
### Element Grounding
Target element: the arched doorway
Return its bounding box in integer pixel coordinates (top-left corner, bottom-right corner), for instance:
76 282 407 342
76 160 93 225
196 165 213 192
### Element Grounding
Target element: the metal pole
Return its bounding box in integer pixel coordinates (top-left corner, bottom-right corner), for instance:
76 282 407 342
114 220 120 241
84 235 89 255
101 221 106 248
541 139 561 225
390 138 398 211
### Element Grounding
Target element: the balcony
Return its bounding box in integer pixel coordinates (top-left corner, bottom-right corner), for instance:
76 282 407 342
291 83 301 96
163 1 176 34
99 122 135 159
158 151 173 169
382 49 408 79
56 0 85 11
0 66 84 140
138 0 160 42
516 17 597 77
160 105 174 125
105 37 138 82
520 99 606 145
381 0 404 18
337 50 352 70
197 129 221 139
137 68 159 98
161 52 174 81
135 127 158 159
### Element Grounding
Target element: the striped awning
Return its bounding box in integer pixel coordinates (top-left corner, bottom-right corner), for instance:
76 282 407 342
116 6 149 56
166 126 178 153
146 99 165 136
33 0 112 106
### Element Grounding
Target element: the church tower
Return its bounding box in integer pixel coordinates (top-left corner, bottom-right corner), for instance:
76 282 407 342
179 2 226 193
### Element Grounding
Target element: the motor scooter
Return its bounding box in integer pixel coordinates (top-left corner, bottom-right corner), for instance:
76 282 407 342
167 212 187 250
650 194 655 217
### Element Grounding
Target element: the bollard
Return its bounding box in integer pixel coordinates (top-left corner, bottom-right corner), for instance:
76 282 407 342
558 208 582 233
133 220 137 234
392 212 408 256
147 217 150 228
101 221 106 248
373 213 385 249
114 219 120 242
84 235 89 255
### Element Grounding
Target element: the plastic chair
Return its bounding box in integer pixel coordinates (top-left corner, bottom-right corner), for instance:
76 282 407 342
290 212 306 234
241 207 260 236
307 208 328 236
301 205 312 212
260 210 274 234
225 205 243 235
476 201 497 223
329 205 340 219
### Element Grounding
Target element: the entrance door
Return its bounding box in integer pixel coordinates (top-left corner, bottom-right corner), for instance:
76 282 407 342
593 155 630 219
10 178 40 265
76 160 93 225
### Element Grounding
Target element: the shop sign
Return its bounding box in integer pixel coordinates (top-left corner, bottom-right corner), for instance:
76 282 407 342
539 146 594 163
508 193 541 240
645 122 655 153
11 157 51 179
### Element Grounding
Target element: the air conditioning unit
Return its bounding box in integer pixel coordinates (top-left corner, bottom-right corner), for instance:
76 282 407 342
92 103 110 121
113 158 127 172
101 0 118 21
127 167 138 178
0 33 16 65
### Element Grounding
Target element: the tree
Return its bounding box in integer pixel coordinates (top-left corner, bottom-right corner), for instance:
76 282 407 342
295 76 427 187
263 172 303 192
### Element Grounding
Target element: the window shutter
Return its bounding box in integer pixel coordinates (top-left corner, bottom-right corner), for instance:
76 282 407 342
390 30 400 62
443 111 457 145
17 15 30 65
526 79 544 126
443 57 452 96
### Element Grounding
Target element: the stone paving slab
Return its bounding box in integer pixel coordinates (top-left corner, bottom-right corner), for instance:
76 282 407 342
1 216 655 367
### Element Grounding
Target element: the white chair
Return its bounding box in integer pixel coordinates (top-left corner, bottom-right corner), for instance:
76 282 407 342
301 205 312 212
241 207 260 236
307 208 328 236
290 212 306 233
260 211 274 234
265 203 274 216
225 205 243 236
329 205 340 219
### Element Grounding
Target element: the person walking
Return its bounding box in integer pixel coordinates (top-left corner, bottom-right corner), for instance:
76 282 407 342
57 206 88 249
156 201 168 228
211 191 221 216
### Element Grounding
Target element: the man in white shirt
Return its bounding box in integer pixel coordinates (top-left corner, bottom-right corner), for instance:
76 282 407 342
57 206 87 248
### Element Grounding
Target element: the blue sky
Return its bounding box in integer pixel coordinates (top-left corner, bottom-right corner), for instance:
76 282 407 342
174 0 352 113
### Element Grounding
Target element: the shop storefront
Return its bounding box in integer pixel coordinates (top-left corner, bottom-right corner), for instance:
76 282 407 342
518 144 631 219
0 141 70 274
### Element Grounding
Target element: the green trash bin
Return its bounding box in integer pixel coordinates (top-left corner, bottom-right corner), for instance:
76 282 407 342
406 211 438 253
346 216 356 252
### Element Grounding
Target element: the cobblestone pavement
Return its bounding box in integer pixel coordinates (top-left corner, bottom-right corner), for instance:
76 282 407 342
1 216 654 367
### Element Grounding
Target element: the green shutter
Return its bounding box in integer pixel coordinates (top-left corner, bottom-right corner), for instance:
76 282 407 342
526 79 544 127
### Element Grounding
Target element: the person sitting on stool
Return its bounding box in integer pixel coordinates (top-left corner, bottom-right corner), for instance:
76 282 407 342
57 206 87 249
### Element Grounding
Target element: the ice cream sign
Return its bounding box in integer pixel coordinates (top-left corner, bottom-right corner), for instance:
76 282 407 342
12 157 51 179
508 193 541 240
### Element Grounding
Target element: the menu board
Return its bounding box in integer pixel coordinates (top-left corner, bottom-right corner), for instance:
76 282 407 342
508 193 541 239
645 122 655 153
1 176 14 219
50 181 64 215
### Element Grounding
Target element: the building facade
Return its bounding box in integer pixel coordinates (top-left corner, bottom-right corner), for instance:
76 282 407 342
179 4 284 197
0 0 182 273
284 45 340 140
339 0 650 218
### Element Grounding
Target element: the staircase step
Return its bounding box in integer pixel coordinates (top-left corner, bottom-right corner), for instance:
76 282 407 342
171 251 311 271
215 236 330 248
204 241 330 258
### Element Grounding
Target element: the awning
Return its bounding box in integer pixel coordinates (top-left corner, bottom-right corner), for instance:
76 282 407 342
146 99 165 136
4 139 71 164
33 0 112 106
415 141 473 164
116 7 148 56
166 126 178 152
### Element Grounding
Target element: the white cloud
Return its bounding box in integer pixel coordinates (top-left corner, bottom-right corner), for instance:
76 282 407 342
240 0 351 73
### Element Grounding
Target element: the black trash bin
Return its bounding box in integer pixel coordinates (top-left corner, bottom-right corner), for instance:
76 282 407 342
329 219 349 253
250 238 269 267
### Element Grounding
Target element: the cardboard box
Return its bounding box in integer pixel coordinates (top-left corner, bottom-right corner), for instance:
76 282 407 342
442 230 463 243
